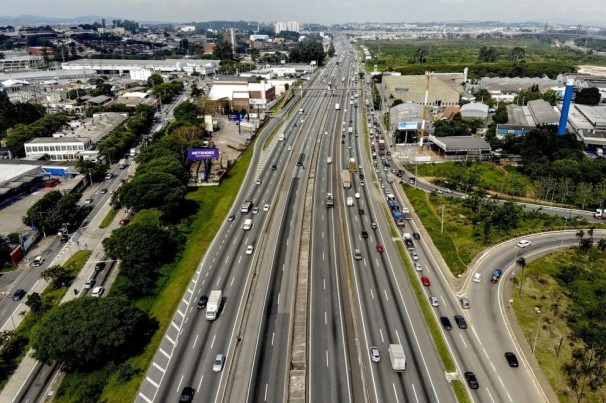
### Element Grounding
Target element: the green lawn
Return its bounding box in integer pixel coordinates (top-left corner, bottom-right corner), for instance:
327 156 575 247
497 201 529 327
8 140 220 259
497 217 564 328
99 208 118 229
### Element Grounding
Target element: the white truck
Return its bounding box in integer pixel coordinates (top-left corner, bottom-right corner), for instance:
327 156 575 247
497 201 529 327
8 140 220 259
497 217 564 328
389 344 406 372
205 290 222 320
335 103 340 110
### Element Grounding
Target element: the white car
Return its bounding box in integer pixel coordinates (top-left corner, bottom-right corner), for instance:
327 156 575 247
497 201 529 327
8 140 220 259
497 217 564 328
263 204 270 212
429 296 440 307
354 193 360 199
213 354 225 372
252 207 259 215
246 245 254 255
472 273 482 283
353 249 362 260
256 179 262 185
517 240 531 248
91 286 104 297
32 256 45 267
287 145 292 151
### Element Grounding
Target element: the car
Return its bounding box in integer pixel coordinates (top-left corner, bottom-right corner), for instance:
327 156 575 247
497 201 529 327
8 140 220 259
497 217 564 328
460 297 470 309
271 165 277 170
227 214 236 222
287 145 292 151
517 240 532 248
371 222 378 230
60 234 69 243
408 177 416 184
472 273 482 283
252 207 259 215
12 289 26 301
354 192 360 199
262 204 270 212
429 296 440 307
94 261 106 271
100 188 108 194
353 249 362 260
376 244 384 253
359 209 365 215
179 386 195 402
360 181 365 186
197 295 208 309
464 372 479 389
413 233 420 240
413 262 423 271
91 286 104 297
256 179 262 185
491 269 503 283
246 245 254 255
410 252 419 261
370 346 381 363
359 174 365 180
381 183 386 189
84 197 93 205
84 278 95 289
440 316 453 330
32 256 45 267
119 217 130 226
454 315 468 329
445 188 452 194
104 173 113 180
421 276 431 286
504 352 519 367
213 354 225 372
361 230 368 239
437 189 443 194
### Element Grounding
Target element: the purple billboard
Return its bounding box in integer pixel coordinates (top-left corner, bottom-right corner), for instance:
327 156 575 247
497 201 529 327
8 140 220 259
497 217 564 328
187 148 220 160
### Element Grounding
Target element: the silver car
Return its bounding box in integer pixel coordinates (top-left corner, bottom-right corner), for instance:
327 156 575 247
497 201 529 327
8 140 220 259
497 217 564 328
213 354 225 372
370 346 380 363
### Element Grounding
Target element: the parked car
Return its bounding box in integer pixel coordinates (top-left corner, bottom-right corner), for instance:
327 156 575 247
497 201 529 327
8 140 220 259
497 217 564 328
504 352 519 367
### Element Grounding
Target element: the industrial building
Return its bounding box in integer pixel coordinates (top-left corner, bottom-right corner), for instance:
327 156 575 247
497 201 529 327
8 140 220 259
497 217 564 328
0 55 45 72
382 75 461 107
427 135 491 161
478 77 560 102
460 103 489 120
61 58 219 79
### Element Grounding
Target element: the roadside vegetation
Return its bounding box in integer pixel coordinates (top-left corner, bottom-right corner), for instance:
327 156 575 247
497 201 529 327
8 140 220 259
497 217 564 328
513 235 606 402
363 38 606 79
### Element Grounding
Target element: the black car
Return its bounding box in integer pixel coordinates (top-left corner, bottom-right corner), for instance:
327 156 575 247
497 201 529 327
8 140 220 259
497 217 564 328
440 316 452 330
100 188 108 194
197 295 208 309
504 352 519 367
404 239 414 249
13 289 26 301
464 372 479 389
95 261 106 271
454 315 467 329
361 230 368 239
413 233 421 240
359 174 364 180
60 234 69 243
271 165 277 170
227 214 236 222
179 386 195 402
358 209 365 215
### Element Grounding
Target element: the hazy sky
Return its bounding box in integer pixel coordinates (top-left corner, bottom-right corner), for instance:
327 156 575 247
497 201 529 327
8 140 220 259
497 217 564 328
3 0 606 25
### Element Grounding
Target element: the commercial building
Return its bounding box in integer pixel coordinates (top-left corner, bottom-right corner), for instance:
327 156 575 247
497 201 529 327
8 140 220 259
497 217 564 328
478 77 560 102
24 137 94 161
275 21 300 33
382 75 461 107
61 58 219 78
427 135 491 161
460 103 489 120
0 56 44 72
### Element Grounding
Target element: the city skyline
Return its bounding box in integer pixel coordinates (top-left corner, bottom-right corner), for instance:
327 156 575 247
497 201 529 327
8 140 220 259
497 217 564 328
1 0 605 26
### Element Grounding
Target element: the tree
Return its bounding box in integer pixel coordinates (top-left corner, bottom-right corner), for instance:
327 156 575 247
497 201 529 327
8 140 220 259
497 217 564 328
413 48 427 64
113 172 186 215
509 47 526 61
478 46 498 62
164 125 205 162
23 190 63 235
75 159 108 183
172 102 202 124
250 47 260 62
32 297 157 372
517 257 527 295
147 73 164 87
136 155 188 184
575 87 601 106
213 40 234 61
597 239 606 254
102 222 174 269
25 292 43 317
40 265 72 289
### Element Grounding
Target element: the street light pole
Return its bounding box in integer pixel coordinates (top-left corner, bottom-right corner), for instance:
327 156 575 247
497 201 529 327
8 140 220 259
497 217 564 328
532 307 542 355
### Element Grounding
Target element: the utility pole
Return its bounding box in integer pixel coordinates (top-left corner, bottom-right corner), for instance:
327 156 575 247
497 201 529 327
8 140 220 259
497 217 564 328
439 205 445 233
419 71 433 153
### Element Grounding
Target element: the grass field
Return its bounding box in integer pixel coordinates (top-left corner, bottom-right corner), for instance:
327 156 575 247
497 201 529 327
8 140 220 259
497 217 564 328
54 148 253 402
513 247 606 402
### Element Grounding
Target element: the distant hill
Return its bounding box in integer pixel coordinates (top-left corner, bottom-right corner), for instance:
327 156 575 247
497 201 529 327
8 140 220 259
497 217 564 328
0 15 113 25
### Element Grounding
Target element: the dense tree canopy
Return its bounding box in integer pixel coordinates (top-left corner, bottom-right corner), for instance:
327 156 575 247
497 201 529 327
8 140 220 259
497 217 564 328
575 87 601 106
5 114 68 157
288 38 325 65
478 46 498 62
0 92 45 136
212 40 234 60
114 172 186 214
102 222 174 268
32 297 157 371
23 191 79 235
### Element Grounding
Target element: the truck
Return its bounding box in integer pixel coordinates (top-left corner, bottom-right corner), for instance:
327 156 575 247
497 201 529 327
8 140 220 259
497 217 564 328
403 233 415 249
118 158 127 169
241 200 253 214
278 134 285 141
325 193 334 207
346 196 354 207
595 209 605 219
378 139 385 150
335 103 340 110
389 344 406 372
342 170 351 189
205 290 222 320
348 127 353 134
348 158 357 173
129 148 137 157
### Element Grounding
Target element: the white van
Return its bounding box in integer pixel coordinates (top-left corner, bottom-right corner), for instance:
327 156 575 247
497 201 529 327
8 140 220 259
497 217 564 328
242 219 253 230
346 197 354 207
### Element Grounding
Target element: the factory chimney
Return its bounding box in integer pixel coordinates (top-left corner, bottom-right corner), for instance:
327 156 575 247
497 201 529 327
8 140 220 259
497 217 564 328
558 79 574 135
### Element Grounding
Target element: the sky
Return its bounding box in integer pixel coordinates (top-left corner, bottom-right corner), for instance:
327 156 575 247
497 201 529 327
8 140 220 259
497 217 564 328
2 0 606 26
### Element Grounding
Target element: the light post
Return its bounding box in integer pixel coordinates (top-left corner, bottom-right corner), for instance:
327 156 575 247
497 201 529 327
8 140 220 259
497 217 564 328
439 205 445 234
532 307 542 355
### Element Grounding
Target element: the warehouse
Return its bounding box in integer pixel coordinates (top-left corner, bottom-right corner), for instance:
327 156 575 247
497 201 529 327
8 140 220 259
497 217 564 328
382 75 461 107
428 135 491 162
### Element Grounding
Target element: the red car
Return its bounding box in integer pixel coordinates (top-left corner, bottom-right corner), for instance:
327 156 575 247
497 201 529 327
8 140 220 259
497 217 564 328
421 276 431 286
119 217 130 226
376 244 384 253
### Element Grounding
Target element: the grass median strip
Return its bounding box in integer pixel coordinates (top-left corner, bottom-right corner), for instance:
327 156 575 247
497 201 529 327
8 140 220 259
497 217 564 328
99 208 118 229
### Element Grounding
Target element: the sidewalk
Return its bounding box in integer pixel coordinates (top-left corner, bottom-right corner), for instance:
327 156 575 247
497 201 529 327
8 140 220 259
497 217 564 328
0 184 124 401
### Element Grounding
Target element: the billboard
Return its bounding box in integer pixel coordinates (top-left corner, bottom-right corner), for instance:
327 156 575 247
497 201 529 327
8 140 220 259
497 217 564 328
398 122 419 130
187 148 219 160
